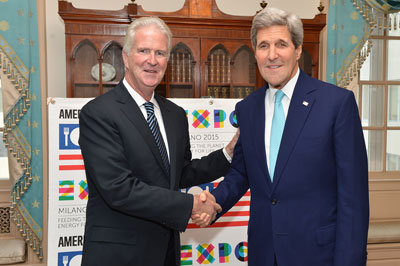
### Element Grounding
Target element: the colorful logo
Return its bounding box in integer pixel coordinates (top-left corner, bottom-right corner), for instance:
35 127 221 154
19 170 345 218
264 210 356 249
196 244 215 264
78 180 89 200
229 111 238 128
219 243 232 263
181 242 247 263
214 110 226 128
234 242 248 262
181 245 193 265
57 251 82 266
192 110 210 128
59 124 80 150
59 180 74 201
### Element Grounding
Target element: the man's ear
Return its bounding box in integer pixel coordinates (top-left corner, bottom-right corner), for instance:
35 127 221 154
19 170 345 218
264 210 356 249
295 44 302 61
122 51 129 69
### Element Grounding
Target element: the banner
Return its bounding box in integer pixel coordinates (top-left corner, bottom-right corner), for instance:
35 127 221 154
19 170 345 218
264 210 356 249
48 97 248 266
48 98 90 266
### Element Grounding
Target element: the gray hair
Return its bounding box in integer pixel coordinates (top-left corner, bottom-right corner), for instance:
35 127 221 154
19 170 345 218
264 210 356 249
123 16 172 58
251 7 303 50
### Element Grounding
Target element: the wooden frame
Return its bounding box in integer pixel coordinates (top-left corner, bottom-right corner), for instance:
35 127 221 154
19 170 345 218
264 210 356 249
58 0 326 98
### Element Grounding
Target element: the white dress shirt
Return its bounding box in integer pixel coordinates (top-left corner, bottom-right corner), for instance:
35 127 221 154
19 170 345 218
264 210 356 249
123 79 232 163
265 68 300 170
123 79 170 160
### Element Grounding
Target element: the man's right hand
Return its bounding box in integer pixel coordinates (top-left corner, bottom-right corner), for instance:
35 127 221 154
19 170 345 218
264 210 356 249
191 191 221 227
225 128 240 159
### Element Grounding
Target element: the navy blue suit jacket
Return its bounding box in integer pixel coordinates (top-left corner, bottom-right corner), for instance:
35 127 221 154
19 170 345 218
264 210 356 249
212 70 369 266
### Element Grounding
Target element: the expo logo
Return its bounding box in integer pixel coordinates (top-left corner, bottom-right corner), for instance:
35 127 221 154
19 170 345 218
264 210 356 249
187 109 238 129
59 180 88 201
58 110 238 151
181 242 248 265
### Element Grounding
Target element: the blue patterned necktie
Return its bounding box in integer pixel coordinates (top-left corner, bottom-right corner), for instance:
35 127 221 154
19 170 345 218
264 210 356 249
269 90 285 181
143 102 170 176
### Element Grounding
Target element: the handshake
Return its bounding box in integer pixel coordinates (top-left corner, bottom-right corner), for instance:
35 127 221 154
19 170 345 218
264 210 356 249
191 191 221 228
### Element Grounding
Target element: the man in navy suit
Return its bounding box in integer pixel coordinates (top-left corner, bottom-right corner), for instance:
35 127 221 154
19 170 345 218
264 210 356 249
79 17 238 266
194 7 369 266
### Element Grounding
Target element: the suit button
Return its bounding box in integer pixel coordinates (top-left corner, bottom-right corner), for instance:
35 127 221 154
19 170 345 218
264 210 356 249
271 199 278 205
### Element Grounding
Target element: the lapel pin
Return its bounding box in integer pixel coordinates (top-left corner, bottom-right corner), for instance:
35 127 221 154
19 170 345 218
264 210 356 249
302 101 309 107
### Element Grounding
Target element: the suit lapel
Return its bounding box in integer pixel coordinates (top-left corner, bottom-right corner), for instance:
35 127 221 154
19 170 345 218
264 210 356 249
115 83 169 178
272 71 317 190
250 86 273 190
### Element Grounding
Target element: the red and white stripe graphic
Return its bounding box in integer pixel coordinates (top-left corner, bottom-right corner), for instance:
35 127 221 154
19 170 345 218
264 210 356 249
187 182 250 229
59 153 85 171
59 154 250 228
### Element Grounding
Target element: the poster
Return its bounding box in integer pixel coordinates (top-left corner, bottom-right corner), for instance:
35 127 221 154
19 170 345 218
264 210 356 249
48 97 249 266
48 98 91 266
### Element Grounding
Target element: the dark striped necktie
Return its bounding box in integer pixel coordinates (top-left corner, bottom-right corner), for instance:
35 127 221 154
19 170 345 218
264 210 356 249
143 102 170 176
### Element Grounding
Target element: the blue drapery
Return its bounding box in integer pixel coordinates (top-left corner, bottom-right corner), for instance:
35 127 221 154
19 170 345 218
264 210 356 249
0 0 43 260
326 0 400 88
365 0 400 12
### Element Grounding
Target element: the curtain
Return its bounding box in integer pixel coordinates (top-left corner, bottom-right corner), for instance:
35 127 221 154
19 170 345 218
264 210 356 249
365 0 400 12
326 0 400 88
0 0 43 260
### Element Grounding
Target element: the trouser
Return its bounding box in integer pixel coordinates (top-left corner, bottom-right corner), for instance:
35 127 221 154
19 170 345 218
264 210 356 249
164 232 176 266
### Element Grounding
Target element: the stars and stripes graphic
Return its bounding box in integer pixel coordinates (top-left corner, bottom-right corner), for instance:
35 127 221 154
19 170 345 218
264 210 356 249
187 182 250 229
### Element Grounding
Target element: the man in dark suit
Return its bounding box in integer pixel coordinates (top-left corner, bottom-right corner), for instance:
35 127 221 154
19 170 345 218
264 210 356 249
194 7 369 266
79 16 238 266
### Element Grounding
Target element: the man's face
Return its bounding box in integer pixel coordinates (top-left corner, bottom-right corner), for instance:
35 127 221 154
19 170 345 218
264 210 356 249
123 24 168 97
255 25 302 89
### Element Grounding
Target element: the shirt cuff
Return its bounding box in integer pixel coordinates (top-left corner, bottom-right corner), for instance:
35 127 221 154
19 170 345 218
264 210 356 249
222 148 232 163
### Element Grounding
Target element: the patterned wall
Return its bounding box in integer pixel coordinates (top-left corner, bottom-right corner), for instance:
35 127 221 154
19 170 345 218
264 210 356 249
0 207 10 233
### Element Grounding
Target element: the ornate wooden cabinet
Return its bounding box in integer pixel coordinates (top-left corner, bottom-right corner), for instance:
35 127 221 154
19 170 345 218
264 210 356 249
58 0 326 98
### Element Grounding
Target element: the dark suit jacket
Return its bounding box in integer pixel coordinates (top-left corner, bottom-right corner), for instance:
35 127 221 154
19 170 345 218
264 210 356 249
78 82 230 266
212 70 369 266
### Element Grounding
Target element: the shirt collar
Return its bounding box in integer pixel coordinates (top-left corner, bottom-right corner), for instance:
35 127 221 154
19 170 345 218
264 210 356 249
267 67 300 100
123 78 159 109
